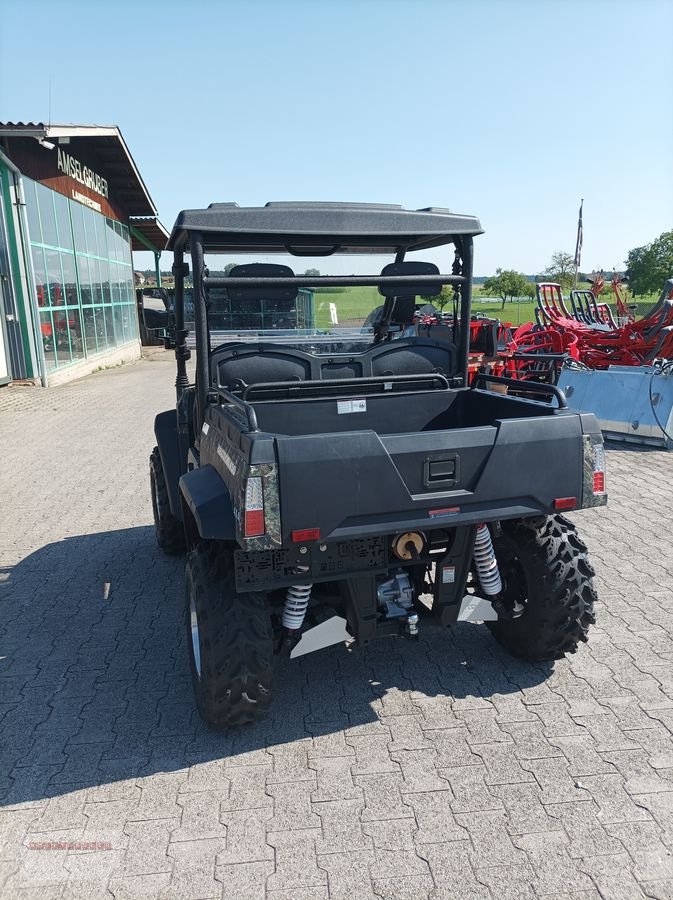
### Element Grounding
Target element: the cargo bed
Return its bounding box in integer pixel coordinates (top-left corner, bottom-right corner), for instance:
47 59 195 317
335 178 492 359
201 386 590 545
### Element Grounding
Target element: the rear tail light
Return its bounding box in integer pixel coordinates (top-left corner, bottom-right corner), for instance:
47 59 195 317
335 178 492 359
244 476 265 537
581 434 608 508
592 443 606 495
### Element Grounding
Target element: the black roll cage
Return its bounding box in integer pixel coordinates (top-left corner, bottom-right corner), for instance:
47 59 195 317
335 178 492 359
171 234 475 433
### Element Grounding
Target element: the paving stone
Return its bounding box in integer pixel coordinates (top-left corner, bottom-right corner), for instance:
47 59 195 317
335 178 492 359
628 794 673 851
3 827 81 890
580 852 650 899
455 708 511 744
307 723 355 759
170 791 227 842
472 742 536 785
417 840 491 899
177 757 230 795
550 734 619 777
403 791 469 844
266 780 321 831
377 686 421 719
631 726 673 769
108 872 172 899
309 756 361 802
513 830 595 894
220 763 273 812
439 763 504 813
412 696 461 731
0 809 42 860
426 726 481 768
313 799 372 854
267 829 327 892
455 808 527 868
27 790 89 834
574 712 645 752
126 774 183 821
640 879 673 899
163 837 225 899
575 774 654 824
122 819 177 876
602 749 673 795
86 777 141 804
267 743 314 784
490 694 540 725
386 716 434 751
547 799 626 858
371 874 434 899
502 721 565 759
62 849 126 900
267 889 329 900
82 798 137 849
599 696 661 731
522 756 592 804
391 749 448 793
216 860 274 900
217 806 274 864
316 849 377 900
474 862 538 899
357 773 415 822
347 734 400 775
3 765 64 808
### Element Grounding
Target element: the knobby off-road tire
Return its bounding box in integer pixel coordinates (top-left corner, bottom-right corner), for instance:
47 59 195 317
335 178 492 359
185 541 273 728
487 514 597 661
150 447 186 555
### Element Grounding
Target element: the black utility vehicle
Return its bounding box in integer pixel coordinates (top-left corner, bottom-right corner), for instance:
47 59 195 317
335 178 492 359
150 202 607 727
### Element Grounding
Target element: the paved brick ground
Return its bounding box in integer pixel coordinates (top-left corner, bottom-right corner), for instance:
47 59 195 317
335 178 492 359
1 352 673 899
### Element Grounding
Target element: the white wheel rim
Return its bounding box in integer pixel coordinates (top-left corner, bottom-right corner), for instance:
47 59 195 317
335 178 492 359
190 594 202 678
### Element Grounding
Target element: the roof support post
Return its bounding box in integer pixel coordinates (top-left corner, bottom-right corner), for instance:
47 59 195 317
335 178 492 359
457 236 474 382
172 247 190 399
190 233 209 431
154 251 161 293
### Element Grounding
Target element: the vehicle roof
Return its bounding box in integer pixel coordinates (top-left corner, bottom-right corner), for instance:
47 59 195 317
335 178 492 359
167 202 483 254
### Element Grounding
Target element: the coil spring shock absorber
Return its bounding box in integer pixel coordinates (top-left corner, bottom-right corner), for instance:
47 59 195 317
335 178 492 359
282 583 312 631
472 523 502 597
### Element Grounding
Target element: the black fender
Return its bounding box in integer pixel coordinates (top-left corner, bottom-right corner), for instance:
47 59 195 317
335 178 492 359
154 410 185 519
179 465 237 541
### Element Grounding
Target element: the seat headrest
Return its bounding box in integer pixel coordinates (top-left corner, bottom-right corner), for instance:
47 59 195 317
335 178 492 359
378 261 442 299
226 263 298 302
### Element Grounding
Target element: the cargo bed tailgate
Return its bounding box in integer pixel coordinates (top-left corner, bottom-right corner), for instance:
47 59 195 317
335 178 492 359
274 414 583 542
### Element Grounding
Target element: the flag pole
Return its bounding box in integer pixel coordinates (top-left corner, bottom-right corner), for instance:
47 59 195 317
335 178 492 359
574 199 584 288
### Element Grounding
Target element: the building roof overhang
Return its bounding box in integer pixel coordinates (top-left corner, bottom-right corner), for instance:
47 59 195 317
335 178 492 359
0 122 160 220
129 218 170 254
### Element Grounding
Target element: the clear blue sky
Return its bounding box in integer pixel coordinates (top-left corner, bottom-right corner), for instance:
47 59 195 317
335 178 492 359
1 0 671 275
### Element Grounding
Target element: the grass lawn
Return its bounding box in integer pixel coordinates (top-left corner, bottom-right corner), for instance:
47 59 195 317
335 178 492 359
313 284 661 329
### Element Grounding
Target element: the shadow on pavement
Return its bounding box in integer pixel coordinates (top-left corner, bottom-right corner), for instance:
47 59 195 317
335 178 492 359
0 526 552 806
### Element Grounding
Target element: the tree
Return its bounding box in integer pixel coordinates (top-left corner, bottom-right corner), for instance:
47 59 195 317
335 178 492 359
541 251 576 291
420 284 454 313
625 231 673 296
482 269 534 310
303 267 321 277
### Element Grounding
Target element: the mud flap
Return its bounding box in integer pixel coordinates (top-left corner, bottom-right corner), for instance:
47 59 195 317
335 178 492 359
290 616 352 659
457 595 498 622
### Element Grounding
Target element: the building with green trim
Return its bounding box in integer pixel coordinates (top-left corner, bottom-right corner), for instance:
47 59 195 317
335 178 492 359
0 123 167 386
